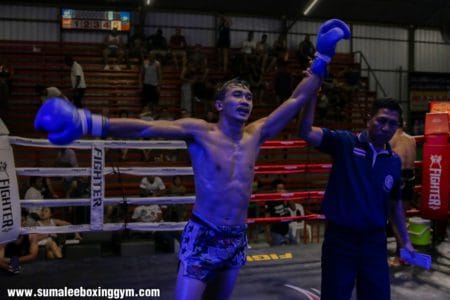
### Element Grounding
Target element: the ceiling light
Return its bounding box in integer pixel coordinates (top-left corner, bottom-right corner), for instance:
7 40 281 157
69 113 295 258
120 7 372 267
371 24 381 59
303 0 319 16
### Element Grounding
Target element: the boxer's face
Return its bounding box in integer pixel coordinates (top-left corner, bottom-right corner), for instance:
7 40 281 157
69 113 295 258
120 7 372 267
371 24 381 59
217 84 253 122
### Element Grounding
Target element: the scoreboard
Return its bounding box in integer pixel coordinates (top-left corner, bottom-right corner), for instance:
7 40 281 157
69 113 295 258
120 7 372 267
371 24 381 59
61 9 130 31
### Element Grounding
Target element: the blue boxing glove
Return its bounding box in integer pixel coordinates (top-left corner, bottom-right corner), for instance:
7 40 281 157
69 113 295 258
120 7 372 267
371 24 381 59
311 19 351 78
34 97 109 145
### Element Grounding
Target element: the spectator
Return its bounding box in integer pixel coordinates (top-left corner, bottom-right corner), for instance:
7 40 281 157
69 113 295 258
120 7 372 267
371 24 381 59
55 148 79 198
140 53 162 110
0 55 13 121
273 60 293 104
264 179 296 246
169 27 188 71
255 33 271 73
139 175 166 197
102 27 126 71
180 62 195 115
240 31 257 65
36 207 82 259
131 204 163 223
169 175 187 196
64 55 86 108
189 44 209 76
216 14 232 72
268 33 288 72
167 175 188 222
23 176 45 223
148 28 169 62
126 27 147 68
297 34 315 70
287 201 312 243
36 86 68 104
0 209 39 274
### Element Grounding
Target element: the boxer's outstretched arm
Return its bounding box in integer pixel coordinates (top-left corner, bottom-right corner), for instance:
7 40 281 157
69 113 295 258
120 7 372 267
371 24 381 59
256 71 321 143
108 117 202 140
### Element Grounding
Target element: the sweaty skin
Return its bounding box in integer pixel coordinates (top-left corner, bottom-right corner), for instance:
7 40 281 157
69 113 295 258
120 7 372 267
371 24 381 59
108 74 321 226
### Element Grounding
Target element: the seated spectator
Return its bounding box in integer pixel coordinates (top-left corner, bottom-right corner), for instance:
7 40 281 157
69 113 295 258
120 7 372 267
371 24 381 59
297 34 315 70
37 207 82 259
102 27 126 71
169 27 188 71
287 201 312 243
0 209 39 274
169 175 187 196
131 204 163 223
54 148 79 198
140 175 166 197
24 176 45 222
36 85 68 104
264 179 296 246
148 28 168 62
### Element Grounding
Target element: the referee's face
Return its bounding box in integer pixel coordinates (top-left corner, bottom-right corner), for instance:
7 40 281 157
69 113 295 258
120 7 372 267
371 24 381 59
368 108 400 147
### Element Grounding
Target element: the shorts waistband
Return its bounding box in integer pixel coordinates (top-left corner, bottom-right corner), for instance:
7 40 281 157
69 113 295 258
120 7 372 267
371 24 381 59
190 213 247 236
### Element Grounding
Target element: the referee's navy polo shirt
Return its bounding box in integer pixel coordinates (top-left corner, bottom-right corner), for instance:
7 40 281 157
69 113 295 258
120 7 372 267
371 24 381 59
318 128 402 230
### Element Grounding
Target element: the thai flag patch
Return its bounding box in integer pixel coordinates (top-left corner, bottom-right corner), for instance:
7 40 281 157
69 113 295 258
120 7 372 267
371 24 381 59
353 147 366 157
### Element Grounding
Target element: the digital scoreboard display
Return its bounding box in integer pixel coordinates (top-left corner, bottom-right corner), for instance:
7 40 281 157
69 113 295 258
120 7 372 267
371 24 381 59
61 9 130 31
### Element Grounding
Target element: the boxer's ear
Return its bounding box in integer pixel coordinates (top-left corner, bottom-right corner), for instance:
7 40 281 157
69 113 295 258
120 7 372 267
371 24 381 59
215 100 223 111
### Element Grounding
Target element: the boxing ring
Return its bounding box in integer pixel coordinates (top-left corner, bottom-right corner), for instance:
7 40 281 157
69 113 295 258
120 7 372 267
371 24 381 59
1 131 450 300
2 136 327 243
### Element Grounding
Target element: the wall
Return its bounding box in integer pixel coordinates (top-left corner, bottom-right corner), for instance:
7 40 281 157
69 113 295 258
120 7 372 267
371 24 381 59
1 3 450 108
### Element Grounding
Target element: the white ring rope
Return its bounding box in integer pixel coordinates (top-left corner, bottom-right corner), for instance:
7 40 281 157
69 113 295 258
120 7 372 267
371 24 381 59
8 136 320 237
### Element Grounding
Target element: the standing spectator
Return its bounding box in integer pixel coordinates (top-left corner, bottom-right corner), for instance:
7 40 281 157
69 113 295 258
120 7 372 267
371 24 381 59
148 28 169 62
273 60 293 104
180 62 195 115
0 55 13 122
216 14 232 72
268 33 288 71
126 27 147 68
102 27 126 71
140 53 162 110
64 55 86 108
297 34 315 70
169 27 188 71
299 97 414 300
255 33 271 73
240 31 257 65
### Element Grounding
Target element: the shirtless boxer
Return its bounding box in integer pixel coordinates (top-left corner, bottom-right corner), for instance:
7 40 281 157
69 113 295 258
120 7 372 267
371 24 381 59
34 19 350 300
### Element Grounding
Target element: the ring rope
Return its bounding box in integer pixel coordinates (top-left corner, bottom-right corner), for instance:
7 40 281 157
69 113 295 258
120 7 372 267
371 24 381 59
8 136 426 238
